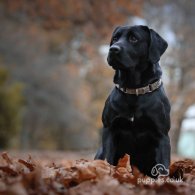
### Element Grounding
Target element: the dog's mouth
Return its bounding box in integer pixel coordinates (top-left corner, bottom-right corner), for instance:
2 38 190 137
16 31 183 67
107 53 123 68
107 57 123 70
107 55 135 70
111 64 124 70
107 51 136 70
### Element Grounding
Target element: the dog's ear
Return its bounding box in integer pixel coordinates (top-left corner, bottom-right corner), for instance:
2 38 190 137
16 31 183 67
148 29 168 64
110 26 121 46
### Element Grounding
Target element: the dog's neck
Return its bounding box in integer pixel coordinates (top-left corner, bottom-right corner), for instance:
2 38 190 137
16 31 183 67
113 62 162 88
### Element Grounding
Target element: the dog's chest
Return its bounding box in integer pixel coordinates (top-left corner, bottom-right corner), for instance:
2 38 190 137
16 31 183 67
103 87 169 133
109 89 146 119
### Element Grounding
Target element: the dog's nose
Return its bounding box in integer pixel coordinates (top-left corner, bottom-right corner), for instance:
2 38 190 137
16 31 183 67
109 45 121 54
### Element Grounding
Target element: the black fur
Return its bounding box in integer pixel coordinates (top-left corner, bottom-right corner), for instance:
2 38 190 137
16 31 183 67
95 25 171 178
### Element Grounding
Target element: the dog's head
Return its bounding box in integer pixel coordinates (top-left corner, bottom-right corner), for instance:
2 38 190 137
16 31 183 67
107 25 168 70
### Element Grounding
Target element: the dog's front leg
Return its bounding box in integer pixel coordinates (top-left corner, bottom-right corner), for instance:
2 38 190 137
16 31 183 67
94 146 105 160
94 127 110 160
155 135 171 170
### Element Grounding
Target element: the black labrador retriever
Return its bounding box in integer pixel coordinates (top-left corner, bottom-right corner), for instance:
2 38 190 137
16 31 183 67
95 25 171 178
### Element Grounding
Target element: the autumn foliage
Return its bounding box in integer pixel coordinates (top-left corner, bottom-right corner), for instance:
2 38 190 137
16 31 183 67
0 0 144 149
4 0 143 33
0 152 194 194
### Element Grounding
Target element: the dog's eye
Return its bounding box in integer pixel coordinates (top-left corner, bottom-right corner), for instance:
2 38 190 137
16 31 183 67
129 35 138 43
112 37 118 43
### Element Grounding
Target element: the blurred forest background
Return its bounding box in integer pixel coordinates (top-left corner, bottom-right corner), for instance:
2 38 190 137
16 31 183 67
0 0 194 157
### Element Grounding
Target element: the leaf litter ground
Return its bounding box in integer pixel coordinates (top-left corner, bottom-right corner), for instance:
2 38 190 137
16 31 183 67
0 152 194 195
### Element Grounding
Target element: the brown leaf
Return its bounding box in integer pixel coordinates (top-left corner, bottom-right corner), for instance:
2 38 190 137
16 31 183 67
88 160 113 178
1 152 13 164
18 159 35 172
117 154 131 171
0 166 18 176
169 159 195 180
169 166 184 180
